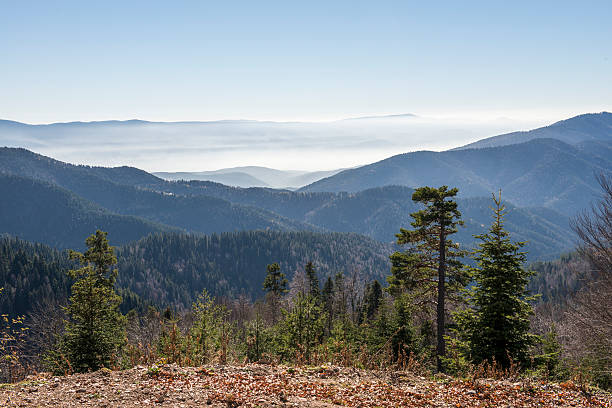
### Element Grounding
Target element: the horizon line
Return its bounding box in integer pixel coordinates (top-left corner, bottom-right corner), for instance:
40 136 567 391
2 110 610 127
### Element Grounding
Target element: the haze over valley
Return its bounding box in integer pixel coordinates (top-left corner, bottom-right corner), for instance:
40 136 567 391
0 114 552 174
2 112 610 261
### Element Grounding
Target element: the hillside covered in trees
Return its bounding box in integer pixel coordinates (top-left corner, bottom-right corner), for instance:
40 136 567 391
2 0 611 403
528 252 592 305
0 230 391 315
116 231 391 308
2 176 609 394
0 147 576 259
301 138 611 216
456 111 612 150
0 173 175 249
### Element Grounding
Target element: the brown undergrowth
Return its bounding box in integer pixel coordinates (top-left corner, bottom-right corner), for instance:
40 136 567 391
1 363 611 407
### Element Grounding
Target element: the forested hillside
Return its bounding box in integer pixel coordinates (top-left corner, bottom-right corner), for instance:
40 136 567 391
0 214 577 318
0 147 576 259
0 173 172 249
0 134 608 393
300 138 611 215
116 231 391 309
456 112 611 150
0 236 73 316
0 148 316 240
152 183 574 259
0 147 163 187
0 231 391 315
528 252 592 305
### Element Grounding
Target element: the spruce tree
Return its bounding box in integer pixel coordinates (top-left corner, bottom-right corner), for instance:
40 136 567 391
263 263 287 323
321 276 335 334
456 192 535 368
304 261 320 299
391 294 418 360
281 292 325 361
362 280 383 321
263 263 288 297
190 289 228 364
55 230 126 372
388 185 466 372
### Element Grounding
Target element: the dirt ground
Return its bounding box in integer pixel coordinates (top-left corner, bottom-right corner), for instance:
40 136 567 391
1 363 610 407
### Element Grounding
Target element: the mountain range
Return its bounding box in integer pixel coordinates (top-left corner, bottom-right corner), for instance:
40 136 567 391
1 112 610 263
301 114 611 216
455 112 612 150
0 151 576 260
0 149 318 249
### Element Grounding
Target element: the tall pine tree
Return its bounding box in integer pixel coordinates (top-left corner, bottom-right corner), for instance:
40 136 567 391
388 185 467 372
263 263 288 297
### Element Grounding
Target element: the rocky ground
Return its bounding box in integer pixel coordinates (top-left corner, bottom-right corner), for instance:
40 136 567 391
1 364 611 407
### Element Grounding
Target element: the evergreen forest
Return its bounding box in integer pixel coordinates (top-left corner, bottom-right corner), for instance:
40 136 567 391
1 176 610 390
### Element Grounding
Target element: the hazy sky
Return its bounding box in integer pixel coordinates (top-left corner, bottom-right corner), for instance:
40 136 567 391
1 1 610 124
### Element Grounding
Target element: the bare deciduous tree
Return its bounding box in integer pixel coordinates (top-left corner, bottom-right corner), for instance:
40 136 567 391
563 173 612 382
571 173 612 277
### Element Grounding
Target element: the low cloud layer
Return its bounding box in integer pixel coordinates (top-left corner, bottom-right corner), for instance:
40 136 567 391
0 115 546 171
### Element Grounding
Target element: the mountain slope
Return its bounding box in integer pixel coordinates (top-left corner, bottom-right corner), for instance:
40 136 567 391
0 232 392 314
0 173 172 249
0 147 164 188
300 138 611 215
300 187 574 260
116 231 391 308
0 148 317 235
150 182 574 260
0 148 576 259
456 112 611 150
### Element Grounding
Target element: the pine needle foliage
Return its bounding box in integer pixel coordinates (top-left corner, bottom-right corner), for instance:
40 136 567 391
263 263 288 323
263 263 288 297
456 192 536 368
388 185 467 372
49 230 126 373
305 261 320 300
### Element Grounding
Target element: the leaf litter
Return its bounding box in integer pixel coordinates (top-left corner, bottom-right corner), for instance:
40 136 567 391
1 364 610 407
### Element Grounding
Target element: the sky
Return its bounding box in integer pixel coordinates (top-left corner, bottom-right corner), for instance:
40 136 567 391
0 1 610 171
1 0 610 124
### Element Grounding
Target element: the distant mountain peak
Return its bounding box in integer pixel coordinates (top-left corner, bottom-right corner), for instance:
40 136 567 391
455 111 612 150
